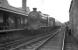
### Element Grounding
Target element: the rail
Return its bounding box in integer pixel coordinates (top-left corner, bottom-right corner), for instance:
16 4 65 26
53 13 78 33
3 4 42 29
61 29 66 50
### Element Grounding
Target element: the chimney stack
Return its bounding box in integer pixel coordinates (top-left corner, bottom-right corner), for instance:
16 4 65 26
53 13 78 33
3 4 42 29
22 0 26 11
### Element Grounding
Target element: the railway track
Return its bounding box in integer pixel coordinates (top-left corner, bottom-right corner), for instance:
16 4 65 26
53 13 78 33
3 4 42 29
0 32 52 49
0 28 60 50
7 28 62 50
0 27 58 45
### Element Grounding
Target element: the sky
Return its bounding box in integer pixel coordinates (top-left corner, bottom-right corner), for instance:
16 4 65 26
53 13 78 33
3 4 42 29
7 0 72 23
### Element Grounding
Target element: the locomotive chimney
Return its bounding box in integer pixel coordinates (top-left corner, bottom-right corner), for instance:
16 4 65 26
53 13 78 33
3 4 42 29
22 0 26 11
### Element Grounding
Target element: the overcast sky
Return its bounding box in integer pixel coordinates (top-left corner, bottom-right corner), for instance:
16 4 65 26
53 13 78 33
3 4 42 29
7 0 72 23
